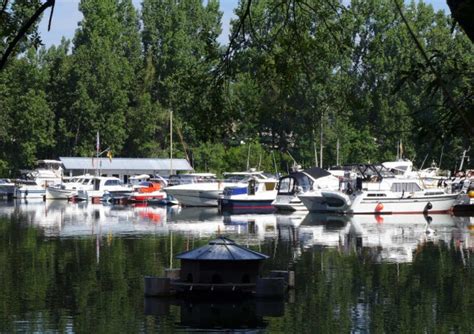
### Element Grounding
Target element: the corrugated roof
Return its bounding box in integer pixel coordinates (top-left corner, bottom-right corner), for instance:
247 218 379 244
59 157 193 171
176 237 269 261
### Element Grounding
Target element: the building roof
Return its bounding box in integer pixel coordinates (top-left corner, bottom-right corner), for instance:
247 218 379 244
176 237 269 261
59 157 193 172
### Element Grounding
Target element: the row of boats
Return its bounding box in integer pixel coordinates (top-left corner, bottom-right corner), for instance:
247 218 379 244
0 159 473 214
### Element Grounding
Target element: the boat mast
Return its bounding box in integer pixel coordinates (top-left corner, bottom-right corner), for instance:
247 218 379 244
313 129 318 167
170 109 173 175
320 112 323 168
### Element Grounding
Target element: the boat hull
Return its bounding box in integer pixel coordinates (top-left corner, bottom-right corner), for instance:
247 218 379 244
298 191 351 213
349 194 458 214
272 194 307 211
45 187 75 200
165 189 222 207
219 198 276 214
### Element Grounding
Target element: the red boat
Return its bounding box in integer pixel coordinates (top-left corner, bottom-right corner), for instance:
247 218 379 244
129 181 166 202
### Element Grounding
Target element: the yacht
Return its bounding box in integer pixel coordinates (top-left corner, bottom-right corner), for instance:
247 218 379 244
299 164 458 214
77 176 132 202
164 171 269 207
14 160 63 199
218 176 279 213
0 179 15 198
45 174 94 200
272 167 340 211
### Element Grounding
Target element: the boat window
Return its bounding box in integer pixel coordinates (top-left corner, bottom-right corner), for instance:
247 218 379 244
248 180 257 195
390 183 421 192
265 182 276 191
278 177 295 194
425 192 444 196
104 179 121 186
366 193 387 197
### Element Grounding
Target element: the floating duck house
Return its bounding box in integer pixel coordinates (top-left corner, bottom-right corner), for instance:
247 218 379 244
174 237 268 293
145 237 294 297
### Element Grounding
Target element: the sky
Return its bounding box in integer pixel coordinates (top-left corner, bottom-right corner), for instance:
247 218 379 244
38 0 450 48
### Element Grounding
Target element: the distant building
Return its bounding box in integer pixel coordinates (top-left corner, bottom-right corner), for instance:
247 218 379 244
59 157 193 183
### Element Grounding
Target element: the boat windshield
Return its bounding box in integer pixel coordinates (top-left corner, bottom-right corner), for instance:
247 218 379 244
278 173 313 194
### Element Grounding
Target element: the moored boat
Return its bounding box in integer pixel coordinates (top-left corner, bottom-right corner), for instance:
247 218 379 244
272 167 340 211
218 177 278 213
299 164 458 214
165 170 270 207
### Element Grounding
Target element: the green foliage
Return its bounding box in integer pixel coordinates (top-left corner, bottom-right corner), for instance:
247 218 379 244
0 0 472 176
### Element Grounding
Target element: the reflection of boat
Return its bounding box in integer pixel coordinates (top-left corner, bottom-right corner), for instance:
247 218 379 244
272 167 339 211
223 213 277 241
298 214 349 249
346 214 456 263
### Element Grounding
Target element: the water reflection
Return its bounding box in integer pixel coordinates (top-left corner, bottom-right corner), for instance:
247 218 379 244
144 297 285 331
0 200 472 264
0 200 473 332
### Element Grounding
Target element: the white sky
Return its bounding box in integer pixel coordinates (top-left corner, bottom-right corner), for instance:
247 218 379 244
37 0 449 47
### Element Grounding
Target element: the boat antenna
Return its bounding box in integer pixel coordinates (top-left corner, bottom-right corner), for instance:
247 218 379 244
286 150 298 169
246 143 251 170
459 146 471 171
420 153 429 170
272 150 278 176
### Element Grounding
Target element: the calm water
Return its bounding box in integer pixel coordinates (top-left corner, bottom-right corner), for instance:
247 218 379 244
0 200 473 332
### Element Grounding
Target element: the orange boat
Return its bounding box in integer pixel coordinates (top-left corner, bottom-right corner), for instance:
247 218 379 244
129 181 166 202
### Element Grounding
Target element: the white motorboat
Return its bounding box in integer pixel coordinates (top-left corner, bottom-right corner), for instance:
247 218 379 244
0 179 15 198
299 164 458 214
77 176 132 202
164 171 269 207
14 160 64 199
45 174 94 200
218 176 278 213
272 167 340 211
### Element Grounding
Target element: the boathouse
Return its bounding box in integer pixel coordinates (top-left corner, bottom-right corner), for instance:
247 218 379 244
59 157 193 183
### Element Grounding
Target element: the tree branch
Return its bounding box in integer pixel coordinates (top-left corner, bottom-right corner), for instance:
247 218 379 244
394 0 473 138
0 0 55 71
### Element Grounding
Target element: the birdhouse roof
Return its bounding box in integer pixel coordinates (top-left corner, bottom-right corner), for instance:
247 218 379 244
176 237 269 261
